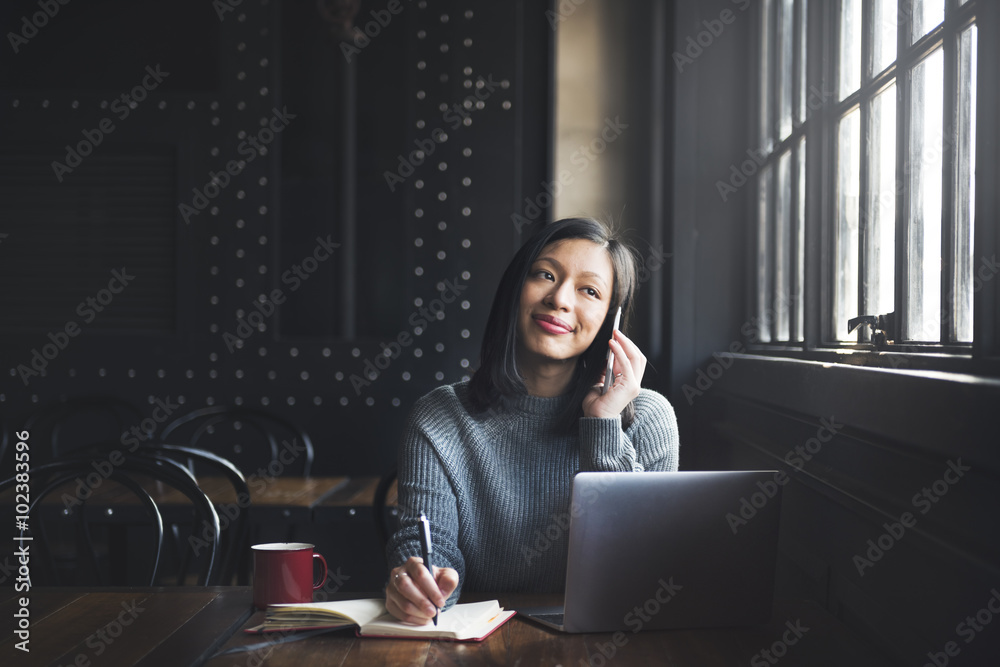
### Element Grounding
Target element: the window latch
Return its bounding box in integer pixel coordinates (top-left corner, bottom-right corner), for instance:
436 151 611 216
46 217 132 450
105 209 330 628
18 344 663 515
848 312 895 349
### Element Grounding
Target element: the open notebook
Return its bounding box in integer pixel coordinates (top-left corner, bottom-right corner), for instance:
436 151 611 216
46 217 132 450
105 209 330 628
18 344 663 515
245 598 515 642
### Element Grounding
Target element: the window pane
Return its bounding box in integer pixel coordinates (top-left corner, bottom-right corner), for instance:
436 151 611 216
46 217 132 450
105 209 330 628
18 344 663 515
839 0 862 100
794 137 806 341
776 151 792 340
866 84 897 319
906 48 943 341
761 0 774 152
778 0 794 139
835 109 861 341
911 0 944 44
796 0 808 124
953 25 977 342
757 165 774 343
873 0 897 75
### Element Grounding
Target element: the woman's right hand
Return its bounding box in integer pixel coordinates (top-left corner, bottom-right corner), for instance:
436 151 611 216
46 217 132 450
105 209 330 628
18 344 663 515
385 556 459 624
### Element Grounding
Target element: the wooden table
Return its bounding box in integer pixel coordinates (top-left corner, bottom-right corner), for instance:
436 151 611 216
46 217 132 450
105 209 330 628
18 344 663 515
195 475 350 527
1 587 891 666
0 587 252 667
209 592 891 667
48 475 348 516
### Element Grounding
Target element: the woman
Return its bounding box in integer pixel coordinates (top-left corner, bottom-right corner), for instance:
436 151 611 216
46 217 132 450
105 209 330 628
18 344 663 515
384 217 680 624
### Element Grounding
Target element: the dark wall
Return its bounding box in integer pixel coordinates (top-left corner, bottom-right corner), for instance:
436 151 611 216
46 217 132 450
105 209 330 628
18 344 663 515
671 1 1000 664
0 0 551 476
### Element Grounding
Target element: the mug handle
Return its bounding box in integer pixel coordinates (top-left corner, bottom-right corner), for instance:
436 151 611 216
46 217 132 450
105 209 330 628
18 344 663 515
312 553 328 590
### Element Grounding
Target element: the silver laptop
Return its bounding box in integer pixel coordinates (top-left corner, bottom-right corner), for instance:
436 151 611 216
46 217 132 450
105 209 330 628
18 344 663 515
519 470 782 633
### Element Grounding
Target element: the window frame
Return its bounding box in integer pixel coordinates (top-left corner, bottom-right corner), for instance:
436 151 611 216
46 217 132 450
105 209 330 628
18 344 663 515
747 0 1000 374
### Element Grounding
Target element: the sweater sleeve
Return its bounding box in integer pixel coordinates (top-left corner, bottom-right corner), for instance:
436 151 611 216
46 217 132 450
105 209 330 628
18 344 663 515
578 389 680 472
385 403 466 610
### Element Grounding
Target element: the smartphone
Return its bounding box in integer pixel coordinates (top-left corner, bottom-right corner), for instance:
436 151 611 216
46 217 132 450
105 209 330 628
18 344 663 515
601 305 623 395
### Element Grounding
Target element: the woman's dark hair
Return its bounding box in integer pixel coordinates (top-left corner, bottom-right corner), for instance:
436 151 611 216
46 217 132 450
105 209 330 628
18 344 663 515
468 217 640 432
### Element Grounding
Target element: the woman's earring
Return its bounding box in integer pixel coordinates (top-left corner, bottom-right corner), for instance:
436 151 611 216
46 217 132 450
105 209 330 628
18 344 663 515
582 358 587 369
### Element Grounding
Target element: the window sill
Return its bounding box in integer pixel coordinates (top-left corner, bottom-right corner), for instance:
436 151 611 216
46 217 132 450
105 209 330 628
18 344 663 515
742 344 999 378
706 353 1000 461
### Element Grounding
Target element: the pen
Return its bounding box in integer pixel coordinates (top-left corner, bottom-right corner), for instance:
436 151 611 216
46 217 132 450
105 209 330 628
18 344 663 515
418 511 439 626
602 305 623 395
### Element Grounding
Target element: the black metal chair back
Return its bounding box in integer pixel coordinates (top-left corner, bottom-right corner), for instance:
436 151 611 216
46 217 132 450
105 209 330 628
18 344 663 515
0 454 221 586
21 395 144 462
160 405 314 477
66 441 249 585
373 463 399 551
146 443 251 585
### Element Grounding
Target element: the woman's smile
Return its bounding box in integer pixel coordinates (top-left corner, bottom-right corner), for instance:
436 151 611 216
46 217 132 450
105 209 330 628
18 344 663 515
532 314 574 334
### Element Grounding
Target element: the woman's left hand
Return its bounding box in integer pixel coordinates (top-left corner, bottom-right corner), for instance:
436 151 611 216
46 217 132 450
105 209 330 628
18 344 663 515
582 329 646 419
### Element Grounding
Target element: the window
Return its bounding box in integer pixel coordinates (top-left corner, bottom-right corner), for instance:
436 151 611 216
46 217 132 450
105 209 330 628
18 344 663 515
754 0 808 344
753 0 984 353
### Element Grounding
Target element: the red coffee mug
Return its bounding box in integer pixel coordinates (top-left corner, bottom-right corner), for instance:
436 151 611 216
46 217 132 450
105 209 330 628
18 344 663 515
252 542 328 610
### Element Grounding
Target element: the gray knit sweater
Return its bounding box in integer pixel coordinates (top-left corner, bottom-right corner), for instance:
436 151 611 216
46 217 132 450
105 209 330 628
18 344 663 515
385 380 680 608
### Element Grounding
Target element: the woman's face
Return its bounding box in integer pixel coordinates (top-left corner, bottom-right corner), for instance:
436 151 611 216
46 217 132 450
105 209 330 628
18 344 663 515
516 238 614 366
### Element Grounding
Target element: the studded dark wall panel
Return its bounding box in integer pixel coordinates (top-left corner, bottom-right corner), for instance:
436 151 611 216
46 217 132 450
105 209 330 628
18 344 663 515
0 0 551 475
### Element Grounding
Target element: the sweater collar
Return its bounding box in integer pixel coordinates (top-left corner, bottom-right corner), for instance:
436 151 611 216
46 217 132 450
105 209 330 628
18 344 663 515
501 388 576 416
